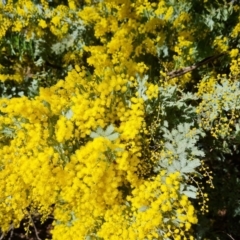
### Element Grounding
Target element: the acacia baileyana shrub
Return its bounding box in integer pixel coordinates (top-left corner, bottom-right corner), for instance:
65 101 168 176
0 0 240 239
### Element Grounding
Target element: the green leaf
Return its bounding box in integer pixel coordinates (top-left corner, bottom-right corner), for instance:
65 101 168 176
96 127 104 136
105 124 114 136
183 190 197 199
187 159 201 169
180 156 187 168
181 159 200 173
163 120 168 128
173 160 181 171
90 125 119 141
165 142 175 152
187 185 197 192
64 109 73 120
42 100 51 111
1 127 15 138
106 132 119 141
139 205 149 212
163 218 170 223
90 132 99 139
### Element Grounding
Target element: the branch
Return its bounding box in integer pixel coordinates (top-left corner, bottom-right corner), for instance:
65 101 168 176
167 53 226 79
28 213 42 240
0 224 13 240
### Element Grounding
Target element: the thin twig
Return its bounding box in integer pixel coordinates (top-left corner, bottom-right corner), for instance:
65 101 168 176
216 231 235 240
0 224 13 240
226 233 235 240
0 232 5 240
28 213 42 240
167 52 226 79
8 227 13 240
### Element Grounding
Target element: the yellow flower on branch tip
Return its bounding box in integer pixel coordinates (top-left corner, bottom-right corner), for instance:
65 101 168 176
230 48 239 58
51 16 61 26
38 19 47 29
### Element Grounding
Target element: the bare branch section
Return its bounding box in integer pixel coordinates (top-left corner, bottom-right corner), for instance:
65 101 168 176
28 213 42 240
167 53 226 79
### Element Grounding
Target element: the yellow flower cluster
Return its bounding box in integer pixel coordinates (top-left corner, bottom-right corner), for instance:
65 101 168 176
0 73 22 82
197 73 240 139
213 36 229 52
231 16 240 38
0 14 12 38
230 48 239 59
230 57 240 77
96 172 197 240
146 83 159 100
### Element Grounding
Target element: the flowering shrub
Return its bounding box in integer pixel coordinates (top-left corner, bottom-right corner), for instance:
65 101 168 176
0 0 240 239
